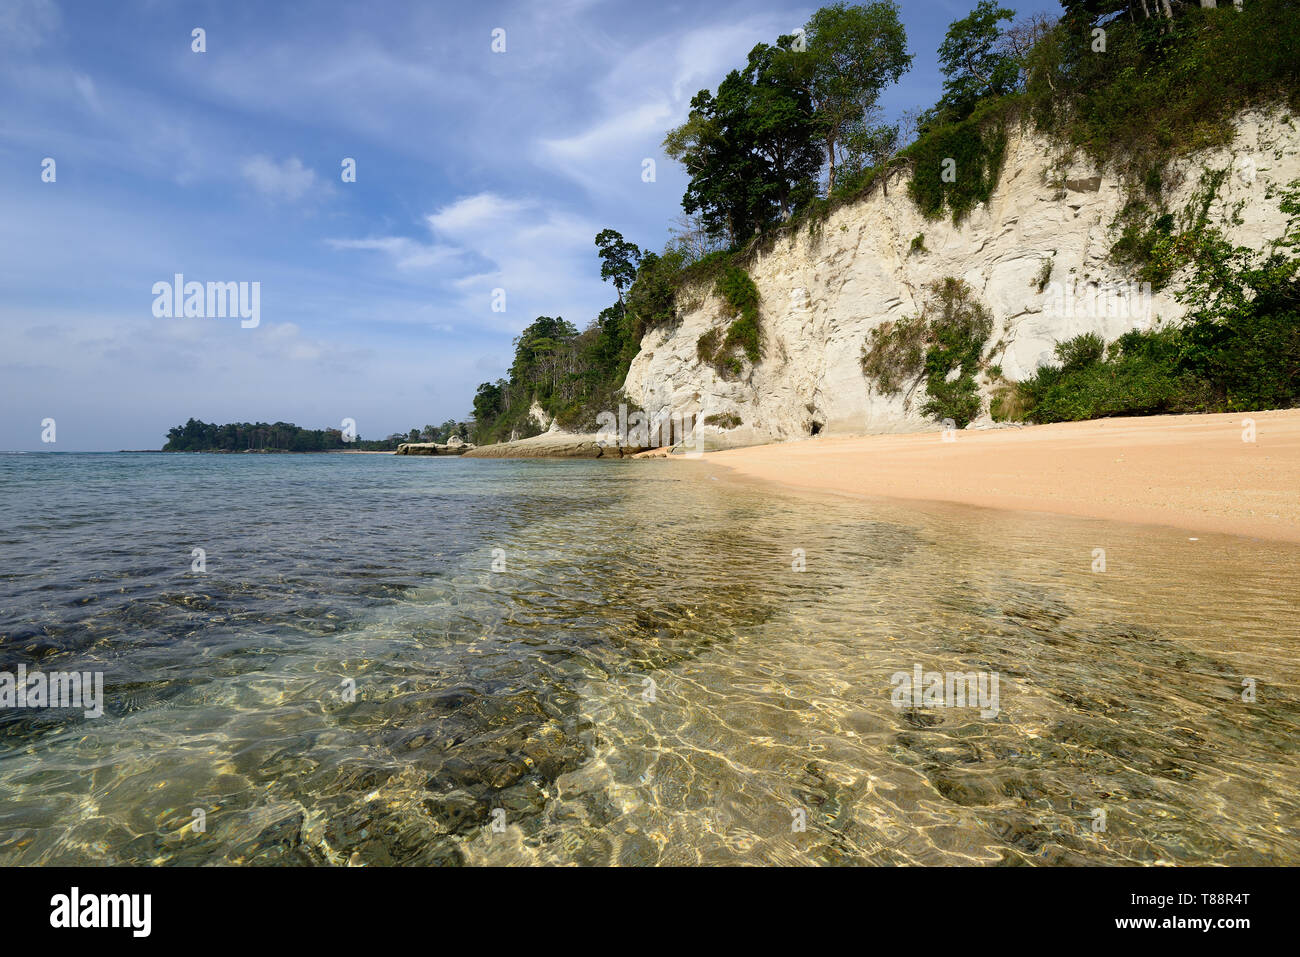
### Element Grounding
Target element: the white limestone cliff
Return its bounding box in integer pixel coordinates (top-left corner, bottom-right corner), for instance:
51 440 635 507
623 108 1299 449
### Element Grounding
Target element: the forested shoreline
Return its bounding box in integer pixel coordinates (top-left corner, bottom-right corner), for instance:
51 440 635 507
161 418 471 452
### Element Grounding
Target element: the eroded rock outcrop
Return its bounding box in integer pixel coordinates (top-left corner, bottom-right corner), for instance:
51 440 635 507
395 440 474 456
462 433 648 459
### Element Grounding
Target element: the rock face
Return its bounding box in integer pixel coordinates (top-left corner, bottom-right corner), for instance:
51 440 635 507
395 441 475 456
527 400 559 433
462 433 648 459
623 109 1300 448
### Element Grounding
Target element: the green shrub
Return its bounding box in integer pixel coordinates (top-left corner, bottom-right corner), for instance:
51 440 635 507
1110 204 1178 287
1109 168 1233 289
861 315 927 395
697 266 763 376
1025 4 1300 189
1017 179 1300 425
704 412 743 429
1033 258 1053 293
677 249 735 290
696 328 722 365
905 99 1011 223
918 278 994 425
1017 331 1211 422
626 249 688 343
1175 183 1300 411
861 277 993 428
1054 332 1105 373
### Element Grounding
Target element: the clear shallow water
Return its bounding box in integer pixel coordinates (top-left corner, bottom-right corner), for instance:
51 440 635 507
0 452 1296 865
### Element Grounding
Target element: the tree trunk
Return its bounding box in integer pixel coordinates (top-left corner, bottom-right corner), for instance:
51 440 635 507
825 134 837 195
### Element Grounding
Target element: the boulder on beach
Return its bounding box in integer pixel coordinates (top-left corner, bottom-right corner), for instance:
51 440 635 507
395 441 475 456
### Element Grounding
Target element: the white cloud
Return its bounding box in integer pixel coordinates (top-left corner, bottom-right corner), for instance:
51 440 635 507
325 237 460 271
533 15 793 195
427 193 531 234
241 155 321 202
328 190 606 330
540 100 674 170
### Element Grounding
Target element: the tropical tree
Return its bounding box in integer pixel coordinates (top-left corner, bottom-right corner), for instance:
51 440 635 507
937 0 1019 122
800 1 912 193
665 38 822 243
594 229 643 303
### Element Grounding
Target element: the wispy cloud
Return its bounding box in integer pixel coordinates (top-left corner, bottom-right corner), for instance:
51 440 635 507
71 72 103 114
241 156 323 202
328 191 606 329
325 236 460 271
535 14 796 195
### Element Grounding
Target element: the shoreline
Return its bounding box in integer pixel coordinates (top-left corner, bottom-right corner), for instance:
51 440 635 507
690 409 1300 544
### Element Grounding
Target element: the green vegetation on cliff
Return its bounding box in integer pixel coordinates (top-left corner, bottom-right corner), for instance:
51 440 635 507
997 183 1300 422
861 278 994 427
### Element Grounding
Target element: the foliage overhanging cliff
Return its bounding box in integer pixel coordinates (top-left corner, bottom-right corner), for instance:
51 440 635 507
469 0 1300 446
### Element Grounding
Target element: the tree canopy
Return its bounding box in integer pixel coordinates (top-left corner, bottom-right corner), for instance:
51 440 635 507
803 1 912 192
594 229 643 302
665 37 824 244
937 1 1018 122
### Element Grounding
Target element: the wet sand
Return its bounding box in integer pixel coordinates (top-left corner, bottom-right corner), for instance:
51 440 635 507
698 409 1300 543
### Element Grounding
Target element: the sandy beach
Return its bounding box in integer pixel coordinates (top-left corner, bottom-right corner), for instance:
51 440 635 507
701 409 1300 543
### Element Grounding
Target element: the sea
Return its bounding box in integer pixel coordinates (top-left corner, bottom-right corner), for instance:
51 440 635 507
0 451 1296 865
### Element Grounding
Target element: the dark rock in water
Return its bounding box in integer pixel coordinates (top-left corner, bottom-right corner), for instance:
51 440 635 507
930 772 999 807
348 840 396 866
496 784 547 818
900 708 942 729
234 812 324 864
521 725 580 779
482 756 529 790
616 829 659 866
423 789 487 831
428 686 481 713
432 755 488 790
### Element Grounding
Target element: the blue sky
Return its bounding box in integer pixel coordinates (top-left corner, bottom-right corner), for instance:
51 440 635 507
1 0 1058 451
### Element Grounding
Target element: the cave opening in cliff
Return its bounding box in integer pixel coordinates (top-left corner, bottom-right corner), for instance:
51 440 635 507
810 421 823 436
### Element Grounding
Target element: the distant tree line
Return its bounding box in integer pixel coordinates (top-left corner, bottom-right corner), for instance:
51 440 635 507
162 417 470 452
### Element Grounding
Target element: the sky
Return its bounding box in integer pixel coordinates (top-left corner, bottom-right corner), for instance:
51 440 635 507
1 0 1059 451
